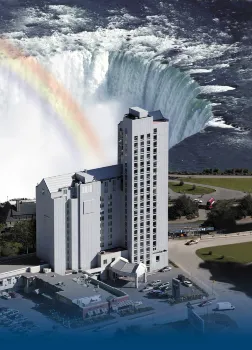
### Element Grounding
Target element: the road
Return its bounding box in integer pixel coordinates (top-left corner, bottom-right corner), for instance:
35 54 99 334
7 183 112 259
170 175 252 179
169 235 252 332
169 181 245 205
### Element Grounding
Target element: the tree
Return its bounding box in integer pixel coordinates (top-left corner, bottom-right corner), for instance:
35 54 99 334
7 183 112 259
0 223 5 233
238 194 252 217
179 180 184 186
12 219 36 254
169 195 199 220
205 200 237 229
0 241 22 257
192 184 196 191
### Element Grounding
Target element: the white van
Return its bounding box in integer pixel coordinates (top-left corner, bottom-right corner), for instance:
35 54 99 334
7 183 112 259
216 302 235 311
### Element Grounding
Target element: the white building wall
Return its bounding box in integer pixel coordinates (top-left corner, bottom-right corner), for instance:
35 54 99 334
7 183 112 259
151 121 169 270
53 197 66 275
118 108 169 272
69 198 78 271
100 178 122 250
36 180 54 266
79 182 101 270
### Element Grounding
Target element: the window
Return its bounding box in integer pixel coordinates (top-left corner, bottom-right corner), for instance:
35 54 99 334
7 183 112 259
141 148 144 153
154 128 157 134
108 215 112 220
108 242 112 246
141 135 144 140
147 133 150 138
156 256 160 262
134 136 138 140
82 184 93 193
112 258 115 262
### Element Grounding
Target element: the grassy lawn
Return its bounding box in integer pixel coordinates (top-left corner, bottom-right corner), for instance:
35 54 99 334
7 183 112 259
169 181 215 195
196 242 252 264
180 177 252 192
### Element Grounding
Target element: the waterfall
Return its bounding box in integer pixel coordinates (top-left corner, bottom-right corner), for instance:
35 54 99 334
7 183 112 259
0 46 212 200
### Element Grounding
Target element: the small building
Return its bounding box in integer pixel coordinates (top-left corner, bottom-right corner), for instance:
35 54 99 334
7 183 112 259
4 199 36 228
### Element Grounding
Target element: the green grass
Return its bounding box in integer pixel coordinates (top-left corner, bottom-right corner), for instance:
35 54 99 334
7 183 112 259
196 242 252 264
180 177 252 192
169 181 215 195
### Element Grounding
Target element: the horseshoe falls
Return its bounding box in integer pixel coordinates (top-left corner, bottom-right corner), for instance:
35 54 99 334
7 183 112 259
0 47 212 201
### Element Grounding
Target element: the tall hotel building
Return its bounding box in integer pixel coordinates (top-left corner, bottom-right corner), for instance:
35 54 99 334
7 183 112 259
36 107 168 277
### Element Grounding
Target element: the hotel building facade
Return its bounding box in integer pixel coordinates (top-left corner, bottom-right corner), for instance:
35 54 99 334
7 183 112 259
36 107 169 277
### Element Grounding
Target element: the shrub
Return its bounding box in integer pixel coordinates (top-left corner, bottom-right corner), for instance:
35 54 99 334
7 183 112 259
179 180 184 186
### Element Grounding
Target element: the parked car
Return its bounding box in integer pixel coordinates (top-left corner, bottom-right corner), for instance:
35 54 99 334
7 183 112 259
183 280 193 287
159 282 170 289
134 301 143 306
142 286 153 292
198 300 212 307
150 280 162 287
194 199 203 204
9 292 17 298
1 292 11 300
160 266 172 272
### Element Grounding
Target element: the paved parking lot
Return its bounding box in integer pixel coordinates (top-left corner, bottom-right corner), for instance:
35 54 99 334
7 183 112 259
105 267 204 314
0 293 63 335
169 236 252 332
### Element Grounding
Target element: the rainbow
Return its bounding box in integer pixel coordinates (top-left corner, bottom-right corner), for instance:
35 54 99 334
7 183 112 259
0 37 105 163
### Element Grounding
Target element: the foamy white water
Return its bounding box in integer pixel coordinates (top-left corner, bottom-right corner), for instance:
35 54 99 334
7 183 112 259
206 117 235 129
201 85 236 93
0 4 237 201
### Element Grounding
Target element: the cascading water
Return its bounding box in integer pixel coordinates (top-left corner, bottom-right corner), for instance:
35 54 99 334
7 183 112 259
0 46 212 201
